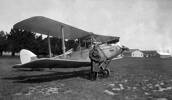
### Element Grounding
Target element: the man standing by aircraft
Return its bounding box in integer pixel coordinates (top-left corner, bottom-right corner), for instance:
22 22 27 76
89 43 106 80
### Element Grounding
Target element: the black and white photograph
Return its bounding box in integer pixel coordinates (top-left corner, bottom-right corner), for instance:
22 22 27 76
0 0 172 100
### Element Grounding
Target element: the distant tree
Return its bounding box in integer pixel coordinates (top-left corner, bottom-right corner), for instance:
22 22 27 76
6 28 79 57
34 35 43 55
0 31 7 56
50 38 77 55
7 28 37 56
50 37 62 55
33 36 63 57
66 39 75 51
34 35 49 56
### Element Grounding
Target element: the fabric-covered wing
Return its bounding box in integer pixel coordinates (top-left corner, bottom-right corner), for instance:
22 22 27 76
13 16 90 39
82 34 120 43
13 16 119 43
13 58 91 68
93 34 119 43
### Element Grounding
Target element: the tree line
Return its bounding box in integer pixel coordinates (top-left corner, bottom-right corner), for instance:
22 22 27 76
0 28 82 57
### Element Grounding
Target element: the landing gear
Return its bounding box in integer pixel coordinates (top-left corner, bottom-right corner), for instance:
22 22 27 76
89 59 111 80
98 59 111 78
102 68 110 78
99 68 110 78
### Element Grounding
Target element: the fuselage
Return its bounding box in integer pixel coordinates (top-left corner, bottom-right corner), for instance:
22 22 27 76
55 42 123 61
13 42 125 69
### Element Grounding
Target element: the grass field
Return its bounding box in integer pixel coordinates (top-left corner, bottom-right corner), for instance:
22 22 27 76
0 56 172 100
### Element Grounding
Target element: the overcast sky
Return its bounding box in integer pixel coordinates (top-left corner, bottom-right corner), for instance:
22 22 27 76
0 0 172 50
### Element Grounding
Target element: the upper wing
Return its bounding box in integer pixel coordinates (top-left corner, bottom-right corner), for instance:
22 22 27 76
81 34 120 44
13 16 120 44
13 16 90 40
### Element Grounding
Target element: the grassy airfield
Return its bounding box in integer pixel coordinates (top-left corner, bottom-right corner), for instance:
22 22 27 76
0 56 172 100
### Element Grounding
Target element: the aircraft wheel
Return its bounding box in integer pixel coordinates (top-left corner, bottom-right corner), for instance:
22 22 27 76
102 69 110 78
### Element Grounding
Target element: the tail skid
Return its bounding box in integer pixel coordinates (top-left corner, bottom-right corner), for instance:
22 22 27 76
19 49 37 64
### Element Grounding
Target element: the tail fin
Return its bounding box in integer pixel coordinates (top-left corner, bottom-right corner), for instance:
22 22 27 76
20 49 37 64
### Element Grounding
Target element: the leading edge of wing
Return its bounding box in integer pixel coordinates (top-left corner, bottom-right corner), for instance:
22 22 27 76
13 58 91 69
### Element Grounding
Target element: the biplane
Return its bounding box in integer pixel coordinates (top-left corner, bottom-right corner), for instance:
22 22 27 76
12 16 128 77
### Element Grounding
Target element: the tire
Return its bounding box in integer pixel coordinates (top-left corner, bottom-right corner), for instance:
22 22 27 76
102 68 110 78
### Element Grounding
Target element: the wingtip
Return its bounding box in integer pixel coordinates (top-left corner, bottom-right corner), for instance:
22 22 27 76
12 64 21 68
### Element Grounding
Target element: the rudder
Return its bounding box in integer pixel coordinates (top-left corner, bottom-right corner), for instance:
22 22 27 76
20 49 37 64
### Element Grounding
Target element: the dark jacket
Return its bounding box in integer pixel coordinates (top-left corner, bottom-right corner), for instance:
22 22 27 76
89 45 106 72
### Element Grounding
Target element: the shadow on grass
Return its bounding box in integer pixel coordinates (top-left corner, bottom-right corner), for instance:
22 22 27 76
2 69 90 83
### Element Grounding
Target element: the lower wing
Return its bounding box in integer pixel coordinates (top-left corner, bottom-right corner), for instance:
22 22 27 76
13 58 91 68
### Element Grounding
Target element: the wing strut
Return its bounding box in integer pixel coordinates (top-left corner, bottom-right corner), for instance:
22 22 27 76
48 33 52 57
61 26 66 57
79 38 82 57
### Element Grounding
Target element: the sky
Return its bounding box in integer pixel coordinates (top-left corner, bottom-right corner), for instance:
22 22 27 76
0 0 172 51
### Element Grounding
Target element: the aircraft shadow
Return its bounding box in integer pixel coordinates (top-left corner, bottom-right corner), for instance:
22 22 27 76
3 69 91 83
